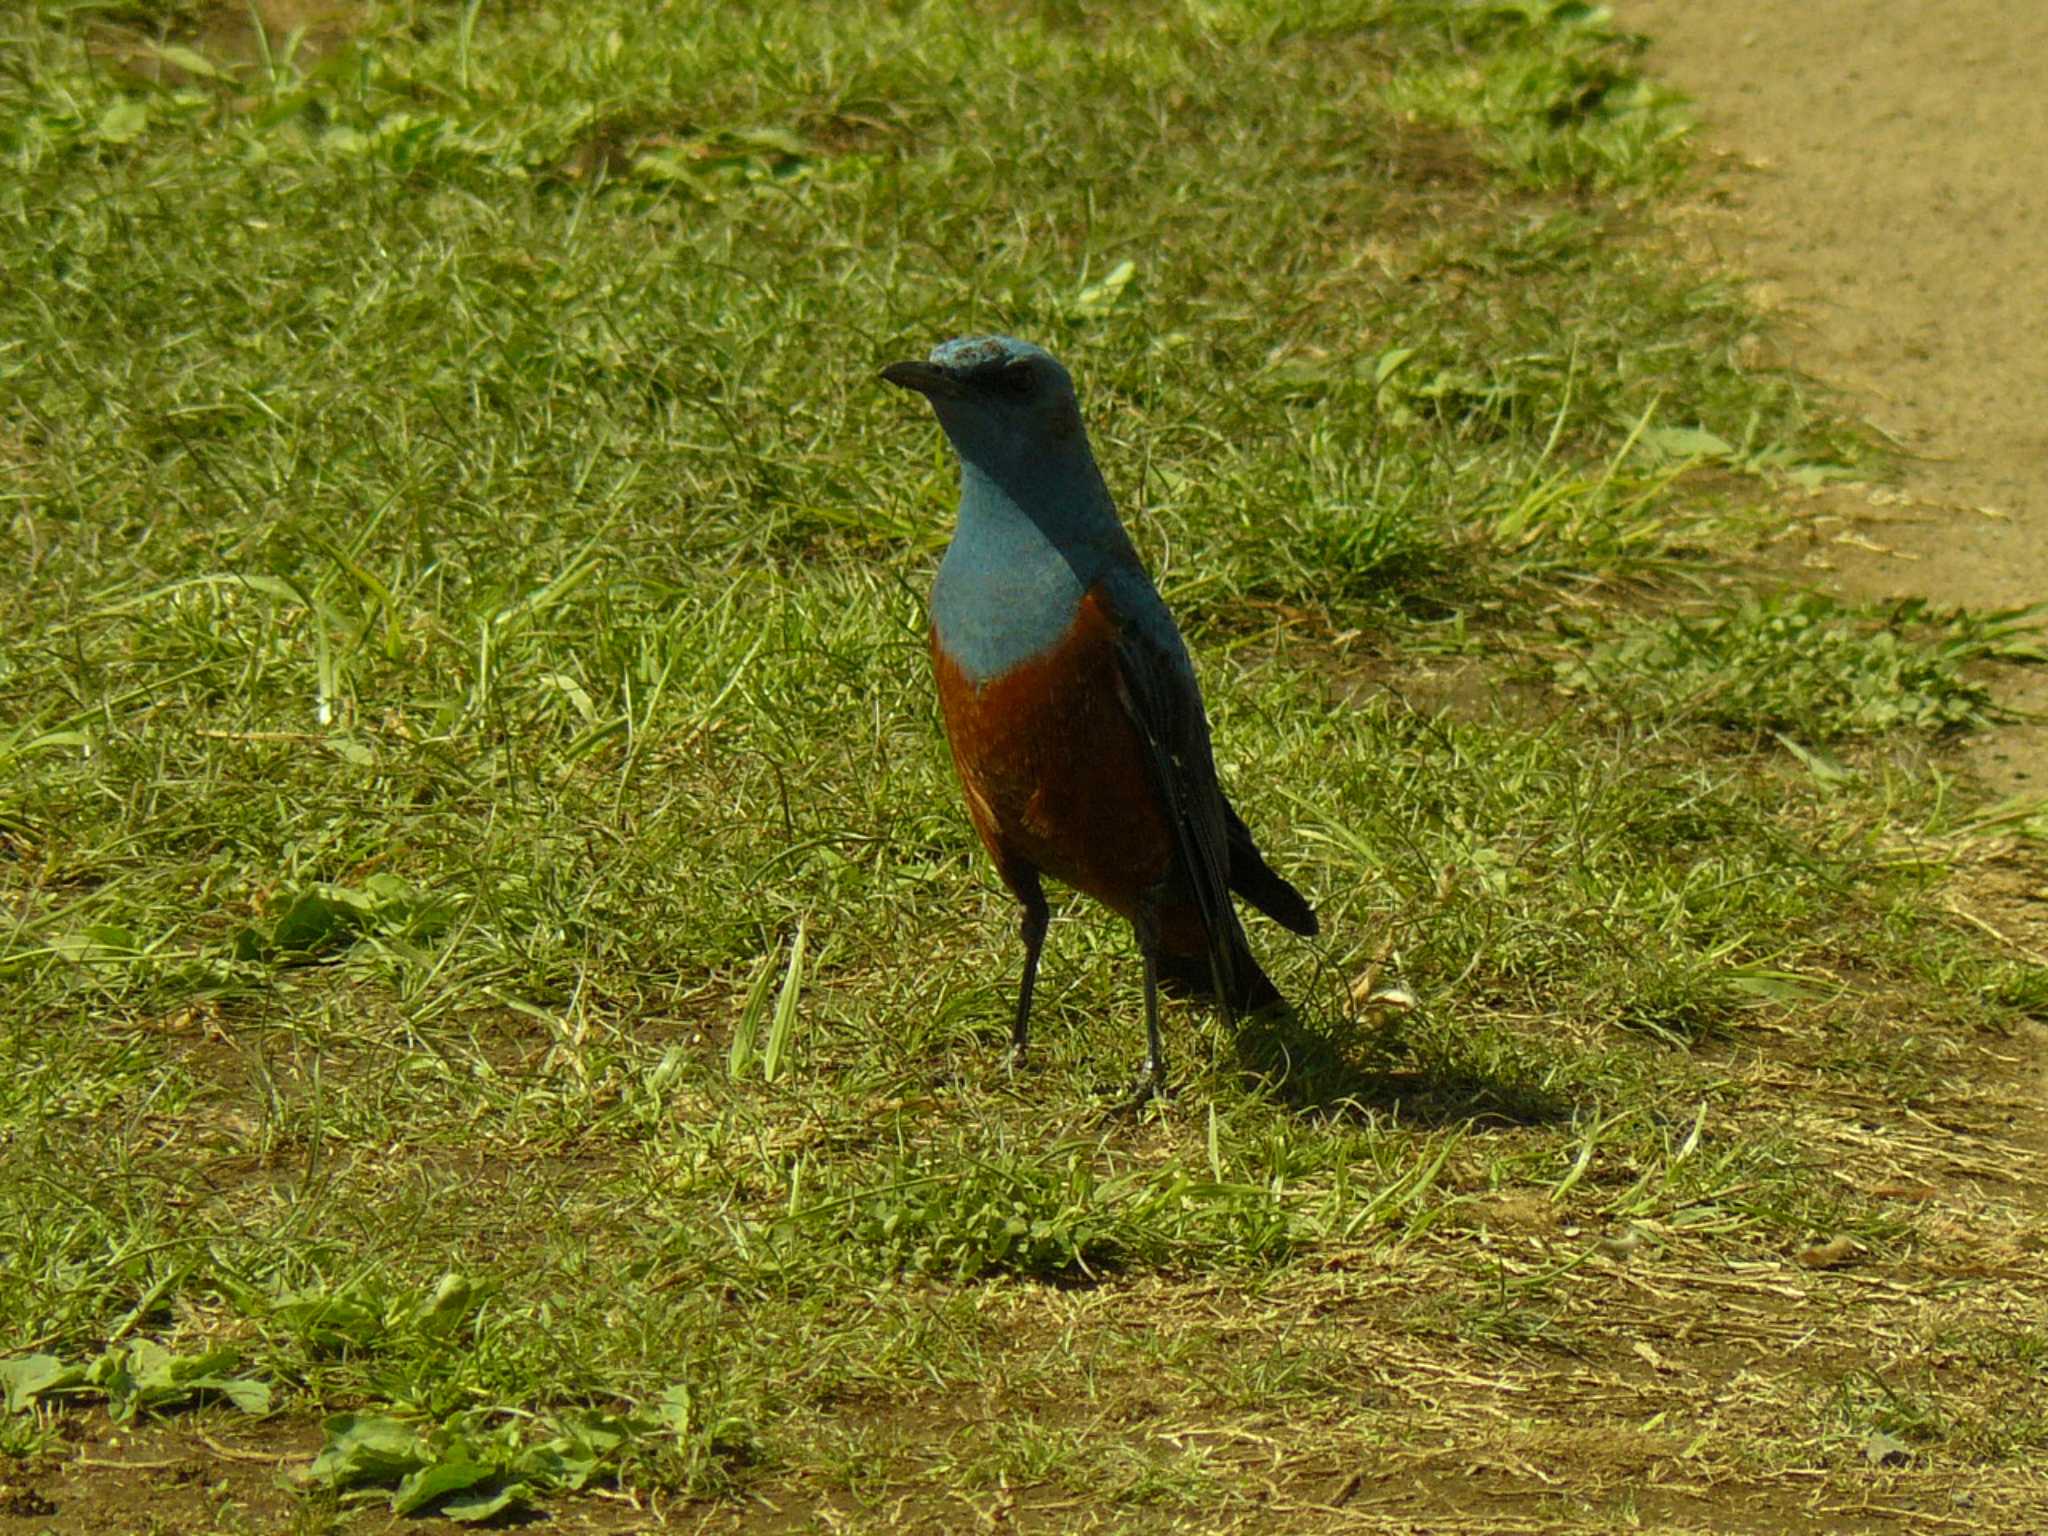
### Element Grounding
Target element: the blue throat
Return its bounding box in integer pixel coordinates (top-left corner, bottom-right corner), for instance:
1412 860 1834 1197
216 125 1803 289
931 453 1132 684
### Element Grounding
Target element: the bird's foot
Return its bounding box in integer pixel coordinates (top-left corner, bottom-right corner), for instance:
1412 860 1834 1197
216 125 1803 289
1101 1065 1172 1120
1005 1043 1030 1078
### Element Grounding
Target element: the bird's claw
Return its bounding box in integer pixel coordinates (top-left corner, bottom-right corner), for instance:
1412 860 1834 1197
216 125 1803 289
1101 1065 1172 1120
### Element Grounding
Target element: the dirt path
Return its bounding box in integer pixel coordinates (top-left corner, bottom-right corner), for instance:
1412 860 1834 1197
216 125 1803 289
1616 0 2048 798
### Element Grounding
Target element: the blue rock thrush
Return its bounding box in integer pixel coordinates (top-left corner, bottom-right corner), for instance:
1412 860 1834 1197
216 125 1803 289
883 335 1317 1099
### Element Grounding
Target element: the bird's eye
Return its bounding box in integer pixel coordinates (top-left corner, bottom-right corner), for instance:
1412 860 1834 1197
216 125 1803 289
997 364 1035 395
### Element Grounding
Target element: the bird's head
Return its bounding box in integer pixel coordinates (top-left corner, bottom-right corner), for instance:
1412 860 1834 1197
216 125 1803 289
881 335 1089 478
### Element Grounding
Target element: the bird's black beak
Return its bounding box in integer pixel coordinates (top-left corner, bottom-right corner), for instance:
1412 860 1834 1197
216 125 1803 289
880 360 966 399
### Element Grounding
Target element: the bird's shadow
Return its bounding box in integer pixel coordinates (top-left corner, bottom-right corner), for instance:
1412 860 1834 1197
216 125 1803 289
1227 1003 1574 1128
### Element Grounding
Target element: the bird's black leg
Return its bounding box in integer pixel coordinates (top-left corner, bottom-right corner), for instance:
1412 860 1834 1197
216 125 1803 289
1136 937 1168 1103
1119 900 1170 1108
1010 870 1049 1068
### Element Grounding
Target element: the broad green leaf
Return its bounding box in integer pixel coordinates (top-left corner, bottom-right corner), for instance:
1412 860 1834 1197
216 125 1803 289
270 887 370 952
87 1350 138 1420
94 99 149 144
0 1355 84 1413
307 1413 431 1489
211 1375 273 1414
392 1457 498 1516
443 1479 531 1521
414 1273 475 1336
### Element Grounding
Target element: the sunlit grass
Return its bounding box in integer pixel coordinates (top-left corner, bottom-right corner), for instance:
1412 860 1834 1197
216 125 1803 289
3 0 2046 1526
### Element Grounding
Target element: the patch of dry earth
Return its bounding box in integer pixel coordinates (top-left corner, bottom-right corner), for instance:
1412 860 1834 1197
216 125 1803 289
1619 0 2048 798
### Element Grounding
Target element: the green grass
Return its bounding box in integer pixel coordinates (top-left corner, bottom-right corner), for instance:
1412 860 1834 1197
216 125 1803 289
1550 594 2047 745
5 0 2048 1528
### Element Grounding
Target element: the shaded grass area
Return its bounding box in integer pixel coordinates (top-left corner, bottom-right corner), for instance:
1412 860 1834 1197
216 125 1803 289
4 0 2048 1529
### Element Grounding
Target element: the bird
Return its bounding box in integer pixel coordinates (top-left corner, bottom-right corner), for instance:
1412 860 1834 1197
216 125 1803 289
882 335 1317 1100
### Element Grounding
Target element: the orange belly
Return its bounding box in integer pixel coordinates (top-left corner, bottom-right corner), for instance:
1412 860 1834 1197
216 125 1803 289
931 587 1176 926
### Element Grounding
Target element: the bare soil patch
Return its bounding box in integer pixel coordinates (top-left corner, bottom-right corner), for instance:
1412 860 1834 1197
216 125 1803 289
1617 0 2048 798
1610 21 2048 1388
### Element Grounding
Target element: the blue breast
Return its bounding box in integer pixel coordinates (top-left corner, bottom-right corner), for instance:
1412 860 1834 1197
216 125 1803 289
931 506 1088 683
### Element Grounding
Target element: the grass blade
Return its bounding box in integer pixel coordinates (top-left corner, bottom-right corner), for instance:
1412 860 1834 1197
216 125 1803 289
760 919 807 1084
727 949 780 1082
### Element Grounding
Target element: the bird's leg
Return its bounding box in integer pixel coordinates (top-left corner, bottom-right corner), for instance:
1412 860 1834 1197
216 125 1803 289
1118 900 1170 1109
1136 938 1168 1103
1010 874 1050 1069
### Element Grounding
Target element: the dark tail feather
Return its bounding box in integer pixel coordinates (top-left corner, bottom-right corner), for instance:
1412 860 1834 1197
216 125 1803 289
1155 798 1310 1016
1158 929 1285 1016
1224 801 1317 937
